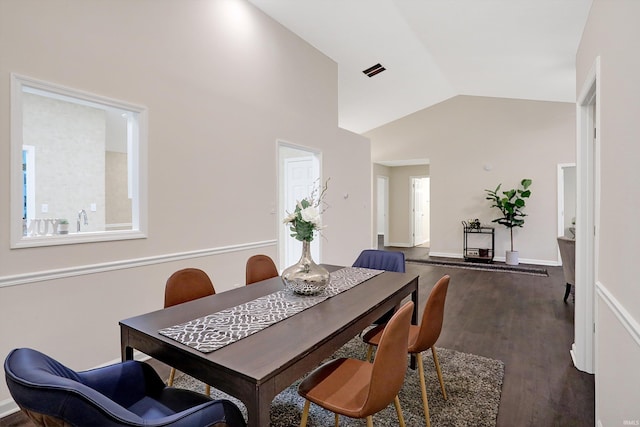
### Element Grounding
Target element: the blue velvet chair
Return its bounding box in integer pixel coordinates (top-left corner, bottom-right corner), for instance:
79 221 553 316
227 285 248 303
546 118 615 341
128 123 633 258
352 249 406 273
5 348 246 427
353 249 406 324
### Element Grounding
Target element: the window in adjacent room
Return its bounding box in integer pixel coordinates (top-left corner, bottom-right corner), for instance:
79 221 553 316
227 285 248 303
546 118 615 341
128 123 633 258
10 74 148 248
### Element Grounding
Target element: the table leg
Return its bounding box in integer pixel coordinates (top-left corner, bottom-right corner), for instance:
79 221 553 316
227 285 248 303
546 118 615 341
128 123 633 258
122 345 134 361
246 388 273 427
410 276 419 370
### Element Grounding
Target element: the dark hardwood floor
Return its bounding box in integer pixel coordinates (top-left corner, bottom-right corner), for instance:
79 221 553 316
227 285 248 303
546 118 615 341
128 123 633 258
1 251 594 427
406 261 594 426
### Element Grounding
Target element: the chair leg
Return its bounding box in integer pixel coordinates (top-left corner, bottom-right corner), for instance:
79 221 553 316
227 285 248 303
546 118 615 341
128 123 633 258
564 283 571 303
167 367 176 386
417 352 432 427
366 345 374 362
334 413 339 427
393 395 406 427
300 400 311 427
431 346 447 400
205 383 210 396
366 416 373 427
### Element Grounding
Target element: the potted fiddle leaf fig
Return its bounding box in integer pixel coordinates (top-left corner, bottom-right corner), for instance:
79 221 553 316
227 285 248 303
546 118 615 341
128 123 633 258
484 179 532 265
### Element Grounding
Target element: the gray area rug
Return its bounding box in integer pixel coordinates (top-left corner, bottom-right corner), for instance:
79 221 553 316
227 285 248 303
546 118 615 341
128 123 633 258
173 337 504 426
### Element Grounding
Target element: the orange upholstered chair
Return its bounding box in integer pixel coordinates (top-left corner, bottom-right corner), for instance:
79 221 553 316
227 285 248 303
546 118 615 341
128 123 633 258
245 254 279 285
164 268 216 395
363 275 450 427
297 301 414 427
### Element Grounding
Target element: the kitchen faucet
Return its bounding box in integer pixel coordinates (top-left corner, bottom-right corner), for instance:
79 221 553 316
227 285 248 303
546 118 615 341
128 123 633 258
77 209 88 232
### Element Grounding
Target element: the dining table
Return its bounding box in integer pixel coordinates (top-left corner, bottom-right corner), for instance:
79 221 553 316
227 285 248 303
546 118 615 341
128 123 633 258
119 264 419 427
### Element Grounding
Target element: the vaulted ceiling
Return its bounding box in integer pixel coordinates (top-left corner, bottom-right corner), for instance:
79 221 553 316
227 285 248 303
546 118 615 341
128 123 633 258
248 0 593 134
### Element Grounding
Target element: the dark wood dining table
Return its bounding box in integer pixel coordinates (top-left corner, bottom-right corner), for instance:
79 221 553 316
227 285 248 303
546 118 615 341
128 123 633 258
119 265 419 427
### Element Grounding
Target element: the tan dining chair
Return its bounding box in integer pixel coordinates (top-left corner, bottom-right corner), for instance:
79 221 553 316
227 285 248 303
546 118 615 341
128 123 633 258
362 275 450 427
164 268 216 395
297 301 414 427
245 254 279 285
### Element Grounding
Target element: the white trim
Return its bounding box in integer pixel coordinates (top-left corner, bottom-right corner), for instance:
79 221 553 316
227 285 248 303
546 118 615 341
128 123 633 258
277 140 322 271
596 282 640 347
0 240 277 289
387 241 413 248
494 256 559 267
0 398 20 420
427 251 559 266
409 175 429 247
12 230 148 249
427 251 462 259
573 55 600 374
10 73 149 249
557 163 576 238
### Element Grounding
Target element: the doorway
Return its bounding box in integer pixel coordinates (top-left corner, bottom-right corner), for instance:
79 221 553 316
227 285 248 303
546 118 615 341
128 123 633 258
557 163 577 241
278 142 321 271
376 176 389 247
411 176 430 247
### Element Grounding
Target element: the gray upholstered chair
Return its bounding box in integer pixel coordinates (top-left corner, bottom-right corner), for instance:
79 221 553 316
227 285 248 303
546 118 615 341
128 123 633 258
557 236 575 303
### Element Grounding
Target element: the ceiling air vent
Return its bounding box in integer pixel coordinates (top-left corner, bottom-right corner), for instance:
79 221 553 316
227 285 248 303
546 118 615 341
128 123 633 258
362 63 386 78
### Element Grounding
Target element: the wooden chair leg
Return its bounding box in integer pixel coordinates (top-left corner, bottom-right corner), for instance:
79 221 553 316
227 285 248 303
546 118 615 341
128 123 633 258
334 413 339 427
366 415 373 427
300 400 311 427
167 367 176 386
205 383 211 396
393 395 406 427
366 344 374 362
431 346 447 400
417 352 431 427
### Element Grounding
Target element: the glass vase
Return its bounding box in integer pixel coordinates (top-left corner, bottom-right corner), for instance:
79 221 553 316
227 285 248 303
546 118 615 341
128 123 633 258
282 240 330 295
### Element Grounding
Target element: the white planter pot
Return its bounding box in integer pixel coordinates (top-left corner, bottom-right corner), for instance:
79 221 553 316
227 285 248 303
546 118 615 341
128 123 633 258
505 250 519 266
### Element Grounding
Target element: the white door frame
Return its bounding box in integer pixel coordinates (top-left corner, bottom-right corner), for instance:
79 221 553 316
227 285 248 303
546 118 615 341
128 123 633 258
573 56 600 374
410 176 429 247
277 141 322 271
557 163 576 248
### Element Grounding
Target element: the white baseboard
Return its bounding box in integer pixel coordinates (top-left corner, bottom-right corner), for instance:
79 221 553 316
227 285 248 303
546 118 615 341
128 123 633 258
387 242 413 248
425 251 462 259
426 251 559 266
0 398 20 419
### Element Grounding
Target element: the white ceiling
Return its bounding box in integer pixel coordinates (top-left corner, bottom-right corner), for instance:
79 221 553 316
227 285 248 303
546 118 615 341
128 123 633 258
248 0 593 134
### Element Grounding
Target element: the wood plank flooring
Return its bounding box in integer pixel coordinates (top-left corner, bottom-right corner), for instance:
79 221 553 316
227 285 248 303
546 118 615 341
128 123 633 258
407 262 594 426
1 261 594 427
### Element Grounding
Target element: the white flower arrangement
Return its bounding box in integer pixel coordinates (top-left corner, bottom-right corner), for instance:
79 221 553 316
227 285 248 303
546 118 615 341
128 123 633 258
283 179 329 242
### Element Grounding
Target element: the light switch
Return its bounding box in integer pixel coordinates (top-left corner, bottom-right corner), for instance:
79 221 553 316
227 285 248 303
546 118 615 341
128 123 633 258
41 204 48 213
90 203 97 212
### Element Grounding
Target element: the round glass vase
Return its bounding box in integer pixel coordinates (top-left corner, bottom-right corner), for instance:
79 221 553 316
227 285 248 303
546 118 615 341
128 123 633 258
282 240 330 295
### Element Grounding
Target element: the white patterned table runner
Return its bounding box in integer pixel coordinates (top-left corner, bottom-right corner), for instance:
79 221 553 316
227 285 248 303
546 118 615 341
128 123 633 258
158 267 383 353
